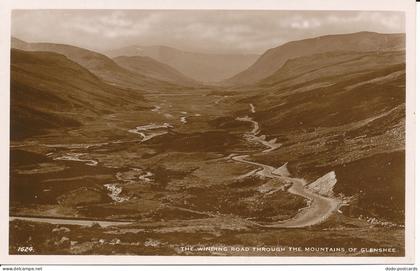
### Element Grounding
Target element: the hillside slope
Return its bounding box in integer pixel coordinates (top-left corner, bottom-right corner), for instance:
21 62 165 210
227 49 405 223
113 55 197 86
11 49 147 140
224 32 405 86
11 37 185 91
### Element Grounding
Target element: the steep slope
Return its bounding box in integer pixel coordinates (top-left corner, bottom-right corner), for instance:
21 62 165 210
227 49 405 223
11 37 182 91
113 55 197 85
10 49 147 140
224 31 405 86
106 45 259 83
256 50 405 93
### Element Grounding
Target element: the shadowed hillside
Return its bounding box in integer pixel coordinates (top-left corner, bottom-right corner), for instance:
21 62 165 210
113 55 197 86
11 49 148 140
106 45 259 83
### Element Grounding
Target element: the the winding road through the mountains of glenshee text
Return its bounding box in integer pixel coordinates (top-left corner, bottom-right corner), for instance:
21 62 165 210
232 104 340 228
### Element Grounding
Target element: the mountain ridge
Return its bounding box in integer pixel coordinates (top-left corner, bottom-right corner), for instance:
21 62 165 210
105 44 260 83
113 55 198 86
10 48 148 140
11 37 192 91
223 31 405 86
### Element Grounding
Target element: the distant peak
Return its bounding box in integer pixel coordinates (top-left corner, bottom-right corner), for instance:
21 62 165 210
11 36 27 43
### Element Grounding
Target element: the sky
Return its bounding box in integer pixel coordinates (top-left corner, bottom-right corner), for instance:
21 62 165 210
11 10 405 55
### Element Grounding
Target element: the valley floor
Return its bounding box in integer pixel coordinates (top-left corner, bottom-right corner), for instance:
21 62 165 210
9 89 404 256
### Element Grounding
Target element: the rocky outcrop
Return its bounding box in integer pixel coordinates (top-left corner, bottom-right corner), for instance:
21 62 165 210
273 163 290 177
307 171 337 197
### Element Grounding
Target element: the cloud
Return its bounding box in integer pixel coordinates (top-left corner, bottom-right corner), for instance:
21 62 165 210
11 10 405 54
290 19 321 29
62 11 162 37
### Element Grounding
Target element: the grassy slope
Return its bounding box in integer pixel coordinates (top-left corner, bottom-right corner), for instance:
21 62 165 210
231 50 405 223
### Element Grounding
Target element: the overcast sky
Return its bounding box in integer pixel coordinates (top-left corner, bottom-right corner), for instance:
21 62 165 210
12 10 405 55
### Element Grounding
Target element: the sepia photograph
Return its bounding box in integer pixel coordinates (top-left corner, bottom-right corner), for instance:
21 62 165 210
0 0 416 266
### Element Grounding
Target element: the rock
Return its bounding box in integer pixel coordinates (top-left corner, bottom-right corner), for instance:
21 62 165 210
144 239 160 247
307 171 337 197
56 236 70 248
60 236 70 243
110 238 121 245
90 222 102 229
61 227 71 232
52 226 71 233
273 162 290 177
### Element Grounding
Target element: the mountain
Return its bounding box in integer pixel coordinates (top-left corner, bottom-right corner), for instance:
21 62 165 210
224 31 405 86
113 55 197 86
258 50 405 87
228 49 405 223
10 49 147 140
106 45 259 83
11 37 185 91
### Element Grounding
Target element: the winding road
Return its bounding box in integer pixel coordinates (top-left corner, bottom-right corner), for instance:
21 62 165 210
232 105 340 228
